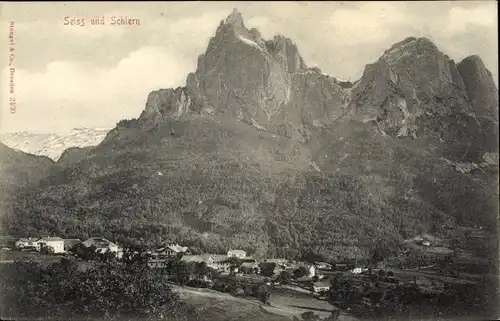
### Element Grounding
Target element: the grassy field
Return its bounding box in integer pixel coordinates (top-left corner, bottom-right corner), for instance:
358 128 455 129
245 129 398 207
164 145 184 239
172 285 292 321
173 284 360 321
0 249 64 264
0 249 100 274
268 286 355 320
385 268 478 285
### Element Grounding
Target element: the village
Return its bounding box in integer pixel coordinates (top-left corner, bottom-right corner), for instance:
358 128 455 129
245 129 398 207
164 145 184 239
0 235 361 289
0 226 492 321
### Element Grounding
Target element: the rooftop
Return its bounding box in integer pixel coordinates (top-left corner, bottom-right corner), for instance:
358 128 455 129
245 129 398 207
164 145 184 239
40 237 64 241
83 237 118 247
211 254 229 263
180 255 205 263
313 281 330 287
265 258 288 263
64 239 82 247
241 257 256 263
17 237 40 242
180 254 229 263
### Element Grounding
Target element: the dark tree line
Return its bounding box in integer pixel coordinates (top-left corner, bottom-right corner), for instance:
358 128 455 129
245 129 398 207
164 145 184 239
0 256 199 321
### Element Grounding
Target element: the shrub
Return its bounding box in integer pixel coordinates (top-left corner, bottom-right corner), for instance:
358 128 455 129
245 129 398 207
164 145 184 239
302 311 319 320
294 266 309 279
40 245 54 254
233 287 245 297
257 285 271 304
277 271 292 284
328 309 341 320
259 262 277 277
0 259 197 320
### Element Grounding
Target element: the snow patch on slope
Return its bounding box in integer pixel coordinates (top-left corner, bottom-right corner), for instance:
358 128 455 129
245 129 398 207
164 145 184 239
310 161 321 172
251 118 267 131
176 89 191 117
1 128 110 161
236 36 266 53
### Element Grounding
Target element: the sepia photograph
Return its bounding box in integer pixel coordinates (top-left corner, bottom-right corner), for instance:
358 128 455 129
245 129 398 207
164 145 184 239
0 2 498 321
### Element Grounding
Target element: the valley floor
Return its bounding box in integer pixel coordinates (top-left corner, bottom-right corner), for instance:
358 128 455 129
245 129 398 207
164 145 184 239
1 224 497 321
172 283 358 321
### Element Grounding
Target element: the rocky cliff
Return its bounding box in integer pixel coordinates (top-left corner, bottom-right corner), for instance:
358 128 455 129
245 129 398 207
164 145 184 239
458 55 499 121
137 9 349 142
349 37 498 161
134 18 498 160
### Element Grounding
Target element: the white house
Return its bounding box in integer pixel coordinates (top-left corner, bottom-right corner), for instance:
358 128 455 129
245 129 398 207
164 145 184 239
180 254 231 272
209 255 231 272
350 267 364 274
38 237 65 254
15 238 42 250
241 261 260 274
154 244 191 259
312 281 330 293
315 262 333 270
227 249 247 259
307 264 316 278
83 237 123 259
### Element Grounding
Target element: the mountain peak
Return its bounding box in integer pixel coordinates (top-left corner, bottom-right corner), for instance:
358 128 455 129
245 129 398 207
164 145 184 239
351 35 478 142
458 54 499 120
460 55 486 69
385 36 417 51
382 36 440 64
225 8 245 29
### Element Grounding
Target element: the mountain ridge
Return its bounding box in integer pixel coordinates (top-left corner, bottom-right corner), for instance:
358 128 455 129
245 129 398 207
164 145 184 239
119 10 498 159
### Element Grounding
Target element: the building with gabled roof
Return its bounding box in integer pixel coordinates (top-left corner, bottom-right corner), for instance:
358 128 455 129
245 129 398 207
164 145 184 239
180 254 230 272
315 262 333 270
83 237 123 259
154 243 191 259
180 254 206 263
38 237 65 254
227 249 247 259
312 281 331 293
15 238 42 250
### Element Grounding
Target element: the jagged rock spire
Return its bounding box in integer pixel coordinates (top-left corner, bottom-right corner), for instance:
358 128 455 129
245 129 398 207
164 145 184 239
458 55 499 121
226 8 245 29
139 8 497 158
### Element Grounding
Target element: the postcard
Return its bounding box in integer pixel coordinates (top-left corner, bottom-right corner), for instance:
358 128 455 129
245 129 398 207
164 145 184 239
0 2 498 321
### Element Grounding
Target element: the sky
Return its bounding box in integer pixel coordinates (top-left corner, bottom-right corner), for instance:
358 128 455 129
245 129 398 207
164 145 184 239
0 1 498 134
